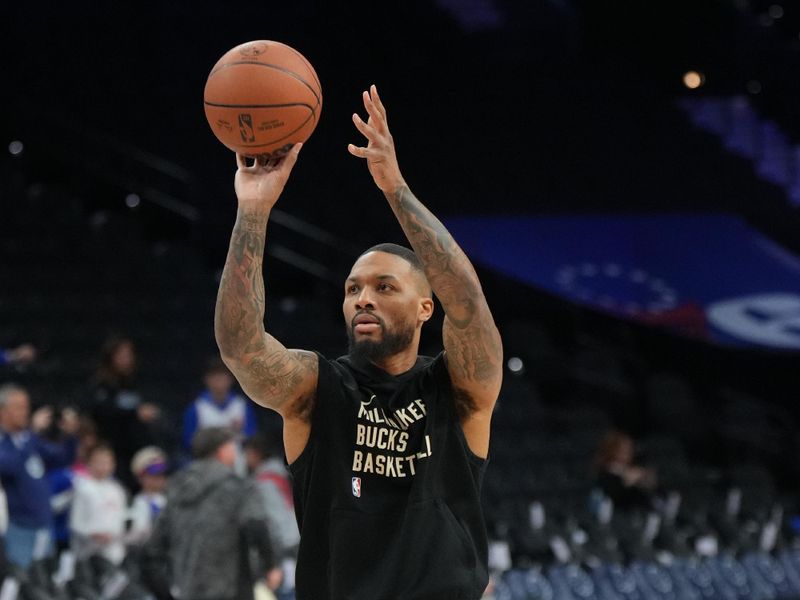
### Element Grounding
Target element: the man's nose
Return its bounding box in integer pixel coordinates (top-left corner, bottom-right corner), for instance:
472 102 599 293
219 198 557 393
355 288 374 310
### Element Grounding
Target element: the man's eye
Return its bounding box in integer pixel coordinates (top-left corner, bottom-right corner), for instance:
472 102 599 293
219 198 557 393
347 285 358 294
378 283 392 291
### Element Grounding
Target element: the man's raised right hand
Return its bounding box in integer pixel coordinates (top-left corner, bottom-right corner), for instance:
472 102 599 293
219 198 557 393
234 143 302 212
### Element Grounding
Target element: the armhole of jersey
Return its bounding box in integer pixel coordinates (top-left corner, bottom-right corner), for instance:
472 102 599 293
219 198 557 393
454 419 489 468
432 352 488 468
287 437 313 473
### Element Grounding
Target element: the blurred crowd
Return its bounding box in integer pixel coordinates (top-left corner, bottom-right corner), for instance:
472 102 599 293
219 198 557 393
0 335 671 600
0 336 297 600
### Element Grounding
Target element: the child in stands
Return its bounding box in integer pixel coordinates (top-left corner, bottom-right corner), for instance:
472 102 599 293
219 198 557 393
128 446 168 545
69 444 127 565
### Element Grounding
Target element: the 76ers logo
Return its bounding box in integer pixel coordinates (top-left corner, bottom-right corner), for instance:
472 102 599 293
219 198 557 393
352 477 362 498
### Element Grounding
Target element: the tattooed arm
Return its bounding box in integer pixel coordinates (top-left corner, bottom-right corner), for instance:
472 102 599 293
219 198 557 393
348 86 502 457
214 149 317 461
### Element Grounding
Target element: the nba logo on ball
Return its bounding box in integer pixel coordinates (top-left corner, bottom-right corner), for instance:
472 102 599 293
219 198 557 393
352 477 361 498
238 114 256 143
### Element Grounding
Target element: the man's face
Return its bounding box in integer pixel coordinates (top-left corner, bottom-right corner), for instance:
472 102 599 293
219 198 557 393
205 371 234 401
0 390 30 433
215 440 238 468
343 251 432 362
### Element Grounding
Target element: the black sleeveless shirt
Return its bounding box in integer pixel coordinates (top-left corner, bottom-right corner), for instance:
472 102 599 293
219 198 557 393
288 352 489 600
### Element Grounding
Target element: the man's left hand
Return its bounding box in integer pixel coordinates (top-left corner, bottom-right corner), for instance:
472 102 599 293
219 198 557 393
348 84 405 195
31 406 53 433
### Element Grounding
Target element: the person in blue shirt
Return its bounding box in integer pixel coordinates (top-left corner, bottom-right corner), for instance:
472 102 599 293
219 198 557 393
0 383 78 569
182 358 258 456
0 344 36 369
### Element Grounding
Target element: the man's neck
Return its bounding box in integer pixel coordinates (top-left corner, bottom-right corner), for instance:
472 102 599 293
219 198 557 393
372 350 419 376
209 391 229 404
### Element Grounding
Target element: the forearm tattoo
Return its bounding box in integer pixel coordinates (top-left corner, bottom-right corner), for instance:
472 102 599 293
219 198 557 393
215 212 268 358
386 186 502 408
388 186 478 327
214 212 316 413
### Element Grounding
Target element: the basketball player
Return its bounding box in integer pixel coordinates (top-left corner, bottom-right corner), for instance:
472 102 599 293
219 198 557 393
215 85 502 600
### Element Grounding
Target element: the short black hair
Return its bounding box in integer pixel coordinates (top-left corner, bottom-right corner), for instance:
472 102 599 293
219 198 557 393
359 243 431 295
360 243 422 271
204 356 231 377
191 427 235 459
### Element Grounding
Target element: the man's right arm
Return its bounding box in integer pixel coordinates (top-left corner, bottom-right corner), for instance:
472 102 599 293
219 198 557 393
213 149 317 423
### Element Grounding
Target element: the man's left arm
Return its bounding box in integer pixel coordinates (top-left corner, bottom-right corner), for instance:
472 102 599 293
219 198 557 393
349 86 502 457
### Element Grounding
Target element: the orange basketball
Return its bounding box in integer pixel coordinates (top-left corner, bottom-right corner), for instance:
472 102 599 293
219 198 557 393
203 40 322 161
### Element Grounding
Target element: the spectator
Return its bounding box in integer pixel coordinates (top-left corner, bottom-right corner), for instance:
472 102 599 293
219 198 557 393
69 443 127 565
182 358 257 458
142 427 277 600
593 430 657 512
0 383 77 569
243 434 299 561
71 416 99 477
0 343 36 368
128 446 168 545
0 479 7 576
87 336 159 488
48 413 98 552
181 358 257 475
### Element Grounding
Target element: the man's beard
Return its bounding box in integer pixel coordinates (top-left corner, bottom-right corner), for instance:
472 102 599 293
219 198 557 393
347 320 415 363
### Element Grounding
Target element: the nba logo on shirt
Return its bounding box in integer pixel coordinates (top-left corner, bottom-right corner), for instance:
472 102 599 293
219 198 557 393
351 477 361 498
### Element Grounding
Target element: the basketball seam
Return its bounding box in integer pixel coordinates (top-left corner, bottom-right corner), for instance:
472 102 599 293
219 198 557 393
284 46 322 91
207 61 321 106
204 101 315 110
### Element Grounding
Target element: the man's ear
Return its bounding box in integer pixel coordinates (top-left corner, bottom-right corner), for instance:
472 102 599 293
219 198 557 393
419 298 434 323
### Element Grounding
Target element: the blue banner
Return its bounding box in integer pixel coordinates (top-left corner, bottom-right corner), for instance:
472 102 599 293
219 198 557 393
445 214 800 349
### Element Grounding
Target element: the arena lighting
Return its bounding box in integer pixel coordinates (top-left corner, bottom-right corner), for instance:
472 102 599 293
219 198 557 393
507 357 524 374
125 193 141 209
8 140 23 156
747 80 763 94
768 4 784 19
279 297 298 313
682 71 705 90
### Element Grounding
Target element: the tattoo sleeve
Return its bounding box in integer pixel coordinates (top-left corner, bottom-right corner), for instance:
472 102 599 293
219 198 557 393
215 211 269 358
385 185 503 411
214 209 316 415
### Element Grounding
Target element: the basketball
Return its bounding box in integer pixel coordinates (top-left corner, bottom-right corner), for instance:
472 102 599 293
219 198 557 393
203 40 322 161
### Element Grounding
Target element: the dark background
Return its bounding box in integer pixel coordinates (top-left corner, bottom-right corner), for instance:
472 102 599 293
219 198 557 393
5 0 798 238
3 0 800 482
